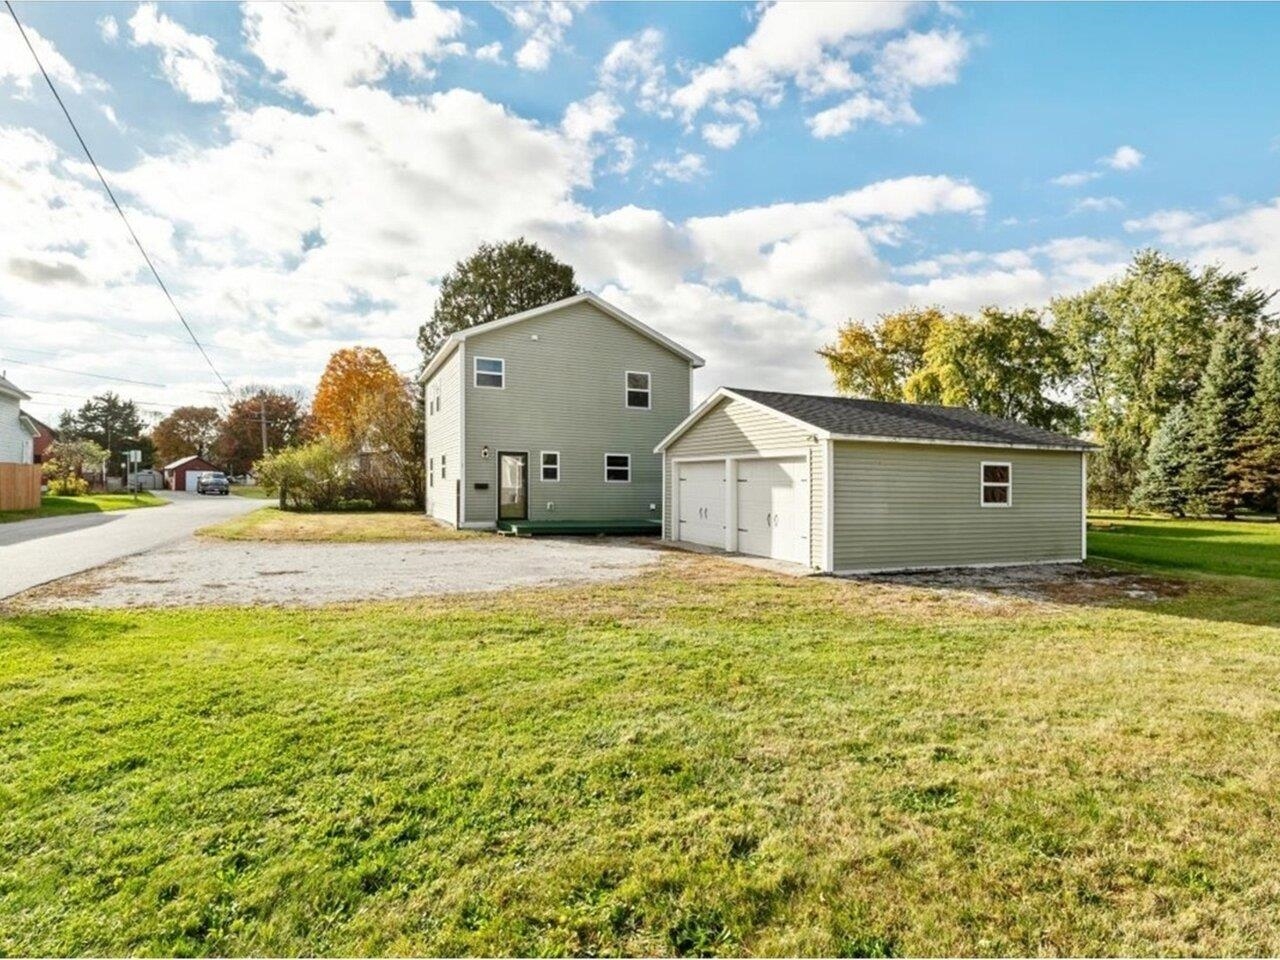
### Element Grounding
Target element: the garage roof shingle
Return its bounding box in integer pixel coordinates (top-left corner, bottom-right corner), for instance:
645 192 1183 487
731 389 1094 450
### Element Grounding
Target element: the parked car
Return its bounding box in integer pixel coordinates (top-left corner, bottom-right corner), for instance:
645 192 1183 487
196 471 230 495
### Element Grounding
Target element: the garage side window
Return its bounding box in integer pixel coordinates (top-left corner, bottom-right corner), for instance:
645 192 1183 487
474 357 505 389
605 453 631 483
625 371 651 409
981 461 1011 506
441 454 447 480
429 457 434 488
541 451 560 482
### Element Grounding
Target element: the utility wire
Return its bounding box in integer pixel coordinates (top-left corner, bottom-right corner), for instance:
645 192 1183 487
4 0 234 396
0 355 167 388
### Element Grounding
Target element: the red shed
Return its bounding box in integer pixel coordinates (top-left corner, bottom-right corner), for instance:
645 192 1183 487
164 455 220 492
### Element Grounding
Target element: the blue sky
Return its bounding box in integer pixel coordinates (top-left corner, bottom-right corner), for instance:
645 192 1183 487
2 2 1278 420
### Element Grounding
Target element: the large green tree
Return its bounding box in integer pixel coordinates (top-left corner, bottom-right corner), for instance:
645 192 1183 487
149 406 221 466
819 307 943 401
1134 403 1197 517
1236 334 1280 518
56 392 152 475
214 388 310 477
1187 317 1258 518
417 238 580 364
1052 250 1274 508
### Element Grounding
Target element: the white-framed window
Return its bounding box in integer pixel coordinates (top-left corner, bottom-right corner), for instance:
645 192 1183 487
541 451 560 482
441 453 447 480
980 461 1012 507
429 457 434 488
429 384 441 414
625 371 651 409
605 453 631 483
474 356 505 389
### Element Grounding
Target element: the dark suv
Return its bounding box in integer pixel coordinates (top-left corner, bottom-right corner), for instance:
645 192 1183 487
196 471 230 495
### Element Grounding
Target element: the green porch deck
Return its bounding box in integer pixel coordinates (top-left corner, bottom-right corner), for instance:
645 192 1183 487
495 518 662 537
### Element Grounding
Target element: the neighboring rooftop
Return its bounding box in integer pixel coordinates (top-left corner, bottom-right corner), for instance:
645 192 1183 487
0 373 31 401
730 388 1094 451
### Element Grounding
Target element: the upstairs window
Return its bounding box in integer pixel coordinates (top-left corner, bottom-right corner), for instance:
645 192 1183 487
981 461 1011 506
474 357 505 389
428 457 434 488
429 384 441 414
441 453 447 480
541 451 560 482
625 371 651 409
605 453 631 483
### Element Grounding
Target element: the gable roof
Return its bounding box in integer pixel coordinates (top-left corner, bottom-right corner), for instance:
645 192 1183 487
0 373 30 401
420 292 704 382
657 387 1095 453
163 454 217 470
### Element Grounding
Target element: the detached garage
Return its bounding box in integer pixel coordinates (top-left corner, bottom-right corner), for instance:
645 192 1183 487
164 455 219 492
656 388 1093 574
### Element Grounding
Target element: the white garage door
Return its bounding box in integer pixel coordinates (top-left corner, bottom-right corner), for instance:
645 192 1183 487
736 457 808 565
677 460 726 548
184 471 203 492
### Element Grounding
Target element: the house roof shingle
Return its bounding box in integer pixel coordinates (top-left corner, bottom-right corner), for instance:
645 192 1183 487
729 388 1094 451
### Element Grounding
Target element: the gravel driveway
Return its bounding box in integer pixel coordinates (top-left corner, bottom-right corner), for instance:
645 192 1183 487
9 535 661 609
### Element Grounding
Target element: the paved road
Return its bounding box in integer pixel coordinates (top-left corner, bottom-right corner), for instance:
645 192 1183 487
0 491 262 599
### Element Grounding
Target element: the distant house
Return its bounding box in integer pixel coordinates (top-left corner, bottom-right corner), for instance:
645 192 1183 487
19 412 56 464
0 373 37 464
164 454 219 491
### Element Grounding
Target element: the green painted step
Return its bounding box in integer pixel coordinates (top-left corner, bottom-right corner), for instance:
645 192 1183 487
496 518 662 537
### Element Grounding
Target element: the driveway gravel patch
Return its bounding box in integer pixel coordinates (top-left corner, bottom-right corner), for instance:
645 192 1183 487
9 536 661 609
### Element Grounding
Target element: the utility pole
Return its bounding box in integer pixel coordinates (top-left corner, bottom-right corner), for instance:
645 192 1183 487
259 398 269 459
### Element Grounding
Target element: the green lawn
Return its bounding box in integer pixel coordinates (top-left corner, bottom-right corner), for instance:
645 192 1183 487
4 543 1280 954
229 485 272 499
1089 513 1280 579
0 491 166 524
199 507 478 542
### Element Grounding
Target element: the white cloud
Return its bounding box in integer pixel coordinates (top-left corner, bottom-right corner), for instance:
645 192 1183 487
876 29 969 88
0 16 85 94
600 27 670 115
701 122 742 149
1051 170 1100 188
652 151 707 183
609 136 636 175
500 1 587 72
98 16 120 44
808 93 919 138
1123 209 1199 234
1102 144 1144 170
1122 198 1280 293
243 2 465 107
475 41 504 63
128 3 238 104
561 92 622 142
1071 196 1124 214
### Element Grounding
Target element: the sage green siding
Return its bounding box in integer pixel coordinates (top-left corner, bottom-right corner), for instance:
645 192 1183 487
831 441 1084 571
662 396 822 567
424 345 463 524
461 300 692 525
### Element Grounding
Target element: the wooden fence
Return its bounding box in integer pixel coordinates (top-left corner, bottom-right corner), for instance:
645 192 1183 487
0 463 42 511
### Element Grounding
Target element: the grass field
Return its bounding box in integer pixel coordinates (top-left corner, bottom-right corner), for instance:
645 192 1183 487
0 491 166 524
229 485 272 499
5 518 1280 954
198 507 478 542
1089 513 1280 579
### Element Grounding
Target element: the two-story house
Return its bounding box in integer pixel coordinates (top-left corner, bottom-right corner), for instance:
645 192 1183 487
0 373 38 464
421 293 704 531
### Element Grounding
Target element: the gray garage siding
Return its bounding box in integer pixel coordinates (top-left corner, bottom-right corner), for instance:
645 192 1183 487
463 300 691 525
831 441 1084 572
662 396 821 566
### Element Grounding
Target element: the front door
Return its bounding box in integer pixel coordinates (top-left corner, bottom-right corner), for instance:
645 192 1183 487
498 452 528 521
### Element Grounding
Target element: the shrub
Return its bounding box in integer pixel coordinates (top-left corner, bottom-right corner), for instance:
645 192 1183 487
46 476 89 497
255 439 351 511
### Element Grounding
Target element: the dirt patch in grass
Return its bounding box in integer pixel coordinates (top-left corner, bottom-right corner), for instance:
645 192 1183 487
861 561 1189 607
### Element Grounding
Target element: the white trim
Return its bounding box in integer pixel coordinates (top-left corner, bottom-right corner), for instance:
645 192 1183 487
1080 451 1088 561
724 458 738 552
656 387 826 453
625 370 652 410
822 439 835 572
419 292 705 381
667 447 813 464
540 450 561 482
831 432 1090 453
831 557 1085 576
473 356 505 389
980 460 1012 508
661 452 668 538
420 338 462 385
459 342 467 526
604 452 631 484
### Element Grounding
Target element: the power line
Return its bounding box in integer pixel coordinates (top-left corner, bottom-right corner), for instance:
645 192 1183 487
0 355 167 388
25 389 179 411
4 0 234 396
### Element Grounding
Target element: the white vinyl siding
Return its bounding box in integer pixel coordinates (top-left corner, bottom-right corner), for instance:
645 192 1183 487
424 346 463 524
0 394 32 463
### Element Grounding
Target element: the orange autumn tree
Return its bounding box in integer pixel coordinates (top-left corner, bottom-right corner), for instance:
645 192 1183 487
311 346 404 449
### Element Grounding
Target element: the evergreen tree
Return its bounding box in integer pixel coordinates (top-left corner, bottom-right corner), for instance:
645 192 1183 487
1187 317 1257 517
1135 403 1197 516
1236 334 1280 519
